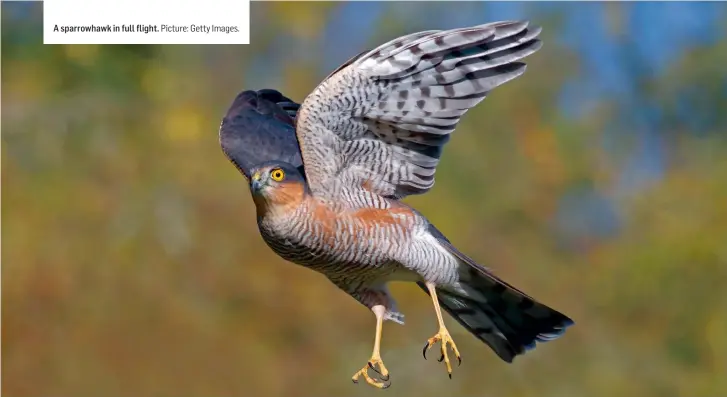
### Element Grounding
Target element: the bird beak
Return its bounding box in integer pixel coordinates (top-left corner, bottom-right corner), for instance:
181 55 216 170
250 171 263 193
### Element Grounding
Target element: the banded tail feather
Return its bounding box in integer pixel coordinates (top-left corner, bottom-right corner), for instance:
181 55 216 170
422 226 573 362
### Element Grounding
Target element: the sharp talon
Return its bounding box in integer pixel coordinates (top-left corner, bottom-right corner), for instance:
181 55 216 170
424 328 460 378
353 357 390 389
352 379 358 384
422 343 429 360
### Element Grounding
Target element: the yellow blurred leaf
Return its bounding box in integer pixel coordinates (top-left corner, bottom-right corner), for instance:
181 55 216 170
163 105 203 143
268 2 335 39
63 44 99 67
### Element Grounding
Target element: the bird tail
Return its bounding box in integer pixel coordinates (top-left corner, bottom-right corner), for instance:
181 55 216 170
419 229 574 362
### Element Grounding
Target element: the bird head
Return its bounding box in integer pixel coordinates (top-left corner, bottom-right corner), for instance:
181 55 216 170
249 161 308 214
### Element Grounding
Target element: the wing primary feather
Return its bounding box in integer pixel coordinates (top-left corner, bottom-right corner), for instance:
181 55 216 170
295 21 542 198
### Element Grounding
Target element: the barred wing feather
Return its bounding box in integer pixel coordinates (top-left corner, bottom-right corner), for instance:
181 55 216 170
295 21 542 198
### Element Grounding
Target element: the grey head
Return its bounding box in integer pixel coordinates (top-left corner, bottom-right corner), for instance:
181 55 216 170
219 89 305 181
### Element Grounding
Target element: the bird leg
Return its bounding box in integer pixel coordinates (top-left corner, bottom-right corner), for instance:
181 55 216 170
422 282 462 378
352 305 391 389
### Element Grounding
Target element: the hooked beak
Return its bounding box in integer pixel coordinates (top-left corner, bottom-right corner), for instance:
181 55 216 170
250 171 264 193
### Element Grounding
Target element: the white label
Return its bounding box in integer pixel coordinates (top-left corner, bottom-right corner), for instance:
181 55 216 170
43 0 250 45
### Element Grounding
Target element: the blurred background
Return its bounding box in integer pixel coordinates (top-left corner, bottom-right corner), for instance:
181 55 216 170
2 2 727 397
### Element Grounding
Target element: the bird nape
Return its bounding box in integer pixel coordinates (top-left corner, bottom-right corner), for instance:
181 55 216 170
219 20 573 390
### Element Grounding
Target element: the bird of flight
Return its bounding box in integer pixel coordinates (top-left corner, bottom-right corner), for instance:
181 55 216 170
219 21 573 389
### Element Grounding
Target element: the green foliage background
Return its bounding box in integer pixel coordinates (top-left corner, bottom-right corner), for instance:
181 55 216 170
2 3 726 397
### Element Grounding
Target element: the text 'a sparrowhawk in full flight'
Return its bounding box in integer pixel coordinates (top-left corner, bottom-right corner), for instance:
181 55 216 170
219 20 574 389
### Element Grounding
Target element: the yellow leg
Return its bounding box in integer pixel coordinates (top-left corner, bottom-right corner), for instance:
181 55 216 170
352 305 391 389
422 282 462 378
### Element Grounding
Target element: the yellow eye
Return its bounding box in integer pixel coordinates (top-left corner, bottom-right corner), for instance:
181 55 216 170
270 168 285 182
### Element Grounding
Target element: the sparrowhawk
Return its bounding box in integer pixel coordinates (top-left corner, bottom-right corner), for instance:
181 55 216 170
219 21 573 389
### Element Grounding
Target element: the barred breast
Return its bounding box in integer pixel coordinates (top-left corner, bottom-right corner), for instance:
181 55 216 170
257 194 422 282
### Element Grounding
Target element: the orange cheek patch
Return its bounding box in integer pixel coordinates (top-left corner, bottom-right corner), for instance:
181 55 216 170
253 181 307 216
270 181 306 208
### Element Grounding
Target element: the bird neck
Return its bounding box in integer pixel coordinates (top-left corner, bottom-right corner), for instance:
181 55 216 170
252 181 308 220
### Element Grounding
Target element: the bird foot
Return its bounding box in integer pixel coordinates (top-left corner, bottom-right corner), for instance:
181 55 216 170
351 355 391 389
422 327 462 378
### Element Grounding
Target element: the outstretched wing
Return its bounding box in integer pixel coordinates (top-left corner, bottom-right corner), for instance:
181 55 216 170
295 21 542 198
219 89 304 180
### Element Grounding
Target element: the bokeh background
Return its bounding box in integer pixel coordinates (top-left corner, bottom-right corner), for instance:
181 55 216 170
3 2 727 397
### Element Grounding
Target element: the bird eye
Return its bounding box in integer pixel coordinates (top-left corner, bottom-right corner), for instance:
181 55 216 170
270 168 285 182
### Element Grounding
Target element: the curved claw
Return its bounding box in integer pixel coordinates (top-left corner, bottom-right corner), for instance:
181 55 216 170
423 327 462 379
367 361 390 381
352 357 391 389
